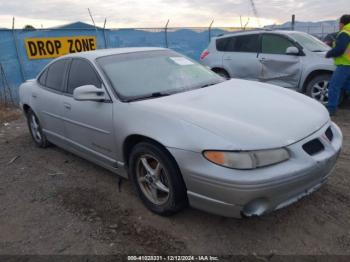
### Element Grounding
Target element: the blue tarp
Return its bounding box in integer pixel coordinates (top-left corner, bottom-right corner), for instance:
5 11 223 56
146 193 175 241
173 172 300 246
0 27 228 101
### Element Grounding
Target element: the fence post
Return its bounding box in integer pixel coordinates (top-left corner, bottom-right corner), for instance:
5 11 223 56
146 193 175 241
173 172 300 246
103 18 108 48
165 19 170 48
12 17 25 83
321 23 324 39
208 20 214 43
0 63 14 105
291 14 295 31
88 8 99 49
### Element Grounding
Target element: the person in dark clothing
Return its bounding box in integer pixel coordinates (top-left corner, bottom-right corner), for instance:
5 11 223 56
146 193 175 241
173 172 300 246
326 14 350 115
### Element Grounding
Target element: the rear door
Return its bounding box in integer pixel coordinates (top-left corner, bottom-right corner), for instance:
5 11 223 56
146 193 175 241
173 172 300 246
222 34 261 80
258 33 302 88
61 58 117 167
33 59 70 142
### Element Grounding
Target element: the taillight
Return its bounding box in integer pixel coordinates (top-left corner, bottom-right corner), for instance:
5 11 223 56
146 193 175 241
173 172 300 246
200 50 209 60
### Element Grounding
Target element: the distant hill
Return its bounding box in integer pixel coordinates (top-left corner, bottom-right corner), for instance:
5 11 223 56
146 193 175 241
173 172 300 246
265 20 338 38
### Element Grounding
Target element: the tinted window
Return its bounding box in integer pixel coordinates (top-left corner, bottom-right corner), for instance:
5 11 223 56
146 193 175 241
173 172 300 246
38 68 48 86
216 38 230 51
46 60 69 91
216 34 259 53
262 34 294 54
234 35 259 52
67 59 101 94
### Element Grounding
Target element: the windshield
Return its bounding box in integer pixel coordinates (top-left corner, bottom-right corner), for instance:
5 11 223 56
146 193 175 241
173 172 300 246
96 50 223 101
290 32 330 52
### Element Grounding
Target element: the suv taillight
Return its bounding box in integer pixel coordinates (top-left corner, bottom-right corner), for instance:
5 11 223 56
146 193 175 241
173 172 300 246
200 50 209 60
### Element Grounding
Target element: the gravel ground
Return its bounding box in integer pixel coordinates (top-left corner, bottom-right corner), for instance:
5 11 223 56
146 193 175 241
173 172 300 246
0 107 350 257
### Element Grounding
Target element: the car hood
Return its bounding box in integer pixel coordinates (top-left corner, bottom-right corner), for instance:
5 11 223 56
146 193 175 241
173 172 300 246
134 79 329 150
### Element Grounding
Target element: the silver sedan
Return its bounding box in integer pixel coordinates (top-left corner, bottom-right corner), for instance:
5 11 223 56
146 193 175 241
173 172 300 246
19 47 342 218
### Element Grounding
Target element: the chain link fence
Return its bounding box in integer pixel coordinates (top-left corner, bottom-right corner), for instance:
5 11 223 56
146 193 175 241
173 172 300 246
0 23 338 104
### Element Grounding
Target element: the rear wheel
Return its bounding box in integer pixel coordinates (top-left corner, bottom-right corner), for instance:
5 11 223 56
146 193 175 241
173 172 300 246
129 142 187 216
26 109 49 148
212 68 230 80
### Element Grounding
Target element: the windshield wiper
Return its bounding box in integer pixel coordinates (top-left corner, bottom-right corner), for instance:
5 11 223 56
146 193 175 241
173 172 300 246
200 82 221 89
126 92 171 102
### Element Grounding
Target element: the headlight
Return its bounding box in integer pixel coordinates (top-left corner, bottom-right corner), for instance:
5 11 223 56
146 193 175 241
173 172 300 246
203 148 290 170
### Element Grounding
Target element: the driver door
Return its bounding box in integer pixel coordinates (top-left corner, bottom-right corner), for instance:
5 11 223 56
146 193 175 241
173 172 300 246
61 58 117 167
258 33 302 89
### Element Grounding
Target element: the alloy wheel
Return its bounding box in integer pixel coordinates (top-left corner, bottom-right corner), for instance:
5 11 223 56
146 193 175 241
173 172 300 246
30 114 42 143
311 80 329 105
136 154 170 205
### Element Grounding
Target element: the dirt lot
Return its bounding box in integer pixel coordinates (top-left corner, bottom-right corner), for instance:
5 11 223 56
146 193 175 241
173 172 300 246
0 107 350 257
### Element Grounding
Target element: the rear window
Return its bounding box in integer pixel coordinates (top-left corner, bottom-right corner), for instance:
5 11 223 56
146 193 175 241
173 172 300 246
216 34 259 53
38 69 48 86
216 38 230 51
46 59 69 92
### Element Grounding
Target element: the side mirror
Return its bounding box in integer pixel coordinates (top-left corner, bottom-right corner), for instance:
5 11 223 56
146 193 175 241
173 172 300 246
286 46 300 55
73 85 107 102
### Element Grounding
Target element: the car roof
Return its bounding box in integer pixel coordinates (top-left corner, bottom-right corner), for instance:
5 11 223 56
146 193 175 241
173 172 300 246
62 47 167 60
215 29 301 39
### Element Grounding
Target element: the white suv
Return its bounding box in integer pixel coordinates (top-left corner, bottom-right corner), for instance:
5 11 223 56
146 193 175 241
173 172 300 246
200 30 336 105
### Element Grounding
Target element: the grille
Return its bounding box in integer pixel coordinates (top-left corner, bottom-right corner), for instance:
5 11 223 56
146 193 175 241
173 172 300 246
325 127 334 141
303 139 325 156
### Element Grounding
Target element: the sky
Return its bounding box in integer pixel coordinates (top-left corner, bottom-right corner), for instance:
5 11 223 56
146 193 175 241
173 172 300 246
0 0 347 29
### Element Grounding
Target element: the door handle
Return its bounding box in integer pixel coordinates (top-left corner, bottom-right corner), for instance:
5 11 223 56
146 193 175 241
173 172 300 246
224 57 232 61
32 93 37 98
63 102 71 110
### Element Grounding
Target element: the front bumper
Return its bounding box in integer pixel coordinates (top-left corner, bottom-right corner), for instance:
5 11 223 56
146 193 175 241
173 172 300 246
168 122 342 218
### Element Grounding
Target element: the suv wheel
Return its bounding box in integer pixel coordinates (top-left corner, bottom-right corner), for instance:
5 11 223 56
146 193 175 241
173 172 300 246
213 69 230 80
306 74 345 106
129 142 187 216
306 74 331 105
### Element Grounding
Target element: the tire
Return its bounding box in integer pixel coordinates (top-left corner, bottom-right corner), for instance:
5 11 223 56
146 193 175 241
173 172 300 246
129 142 188 216
306 74 345 106
306 74 331 105
213 69 230 80
26 109 49 148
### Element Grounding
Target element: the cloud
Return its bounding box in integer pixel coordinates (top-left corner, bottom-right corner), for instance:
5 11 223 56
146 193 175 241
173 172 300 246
0 0 347 28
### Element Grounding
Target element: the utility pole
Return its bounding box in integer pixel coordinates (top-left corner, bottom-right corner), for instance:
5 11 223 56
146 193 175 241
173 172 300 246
208 20 214 43
164 20 170 48
291 14 296 31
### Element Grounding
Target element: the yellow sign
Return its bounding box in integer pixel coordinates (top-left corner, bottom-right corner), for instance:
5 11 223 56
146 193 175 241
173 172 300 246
25 36 97 60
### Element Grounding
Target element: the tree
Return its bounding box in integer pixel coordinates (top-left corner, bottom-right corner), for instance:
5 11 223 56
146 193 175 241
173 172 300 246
23 25 35 30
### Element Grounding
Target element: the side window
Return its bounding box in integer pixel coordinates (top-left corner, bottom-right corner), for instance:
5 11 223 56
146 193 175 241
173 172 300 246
46 60 69 92
38 68 48 86
233 34 260 53
67 59 101 94
225 37 236 52
262 34 295 55
216 37 230 52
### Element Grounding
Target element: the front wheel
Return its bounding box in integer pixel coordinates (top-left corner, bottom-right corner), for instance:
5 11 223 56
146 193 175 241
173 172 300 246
306 74 331 105
129 142 188 216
